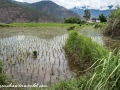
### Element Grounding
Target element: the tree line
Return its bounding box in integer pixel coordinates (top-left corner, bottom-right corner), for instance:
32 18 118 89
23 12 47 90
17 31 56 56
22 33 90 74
64 9 107 24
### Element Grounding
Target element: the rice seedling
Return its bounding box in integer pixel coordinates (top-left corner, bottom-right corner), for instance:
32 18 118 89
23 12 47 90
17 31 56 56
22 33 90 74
51 64 54 75
0 26 76 85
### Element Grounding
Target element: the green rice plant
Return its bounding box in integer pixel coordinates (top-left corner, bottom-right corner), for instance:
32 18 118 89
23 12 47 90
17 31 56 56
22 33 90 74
51 64 54 75
0 60 2 73
33 51 37 58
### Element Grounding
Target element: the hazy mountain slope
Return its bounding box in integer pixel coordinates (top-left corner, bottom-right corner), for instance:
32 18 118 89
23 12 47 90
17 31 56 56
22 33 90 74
0 0 58 23
29 1 80 20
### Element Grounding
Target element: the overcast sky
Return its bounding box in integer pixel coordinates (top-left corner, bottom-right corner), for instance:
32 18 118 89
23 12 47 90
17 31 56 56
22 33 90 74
15 0 120 9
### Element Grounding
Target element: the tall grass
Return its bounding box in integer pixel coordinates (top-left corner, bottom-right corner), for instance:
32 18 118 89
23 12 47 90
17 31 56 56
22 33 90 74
49 50 120 90
86 50 120 90
64 30 109 70
49 30 120 90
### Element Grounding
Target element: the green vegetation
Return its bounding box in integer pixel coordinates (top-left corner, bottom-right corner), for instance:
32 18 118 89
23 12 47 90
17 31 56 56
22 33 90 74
50 50 120 90
83 9 91 20
33 51 37 58
49 30 120 90
64 17 81 24
93 22 107 30
104 6 120 38
0 23 79 27
0 22 119 90
65 30 109 71
99 14 107 22
0 60 7 85
67 26 76 31
0 60 11 85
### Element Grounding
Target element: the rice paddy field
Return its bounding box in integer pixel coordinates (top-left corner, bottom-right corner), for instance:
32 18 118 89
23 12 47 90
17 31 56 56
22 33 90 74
0 23 119 88
0 26 74 85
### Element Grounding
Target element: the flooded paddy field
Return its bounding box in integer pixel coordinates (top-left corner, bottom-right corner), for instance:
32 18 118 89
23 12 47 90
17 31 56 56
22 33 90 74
79 26 104 45
79 26 120 52
0 26 74 85
0 25 119 86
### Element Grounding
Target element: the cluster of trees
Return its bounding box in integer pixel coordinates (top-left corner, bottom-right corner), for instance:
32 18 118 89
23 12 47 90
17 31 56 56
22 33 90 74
83 9 107 23
64 9 108 23
64 10 91 24
99 14 107 22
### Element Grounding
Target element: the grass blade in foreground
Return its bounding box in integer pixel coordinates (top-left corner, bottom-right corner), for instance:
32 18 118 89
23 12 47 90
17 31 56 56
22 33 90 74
86 50 120 90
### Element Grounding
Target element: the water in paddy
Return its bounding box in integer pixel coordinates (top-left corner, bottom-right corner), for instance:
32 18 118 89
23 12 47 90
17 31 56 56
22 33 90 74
79 27 104 45
0 26 105 85
0 27 73 85
79 26 120 52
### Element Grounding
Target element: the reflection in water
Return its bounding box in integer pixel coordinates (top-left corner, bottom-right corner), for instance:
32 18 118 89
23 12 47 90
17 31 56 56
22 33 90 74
80 29 104 45
16 35 25 41
0 34 73 85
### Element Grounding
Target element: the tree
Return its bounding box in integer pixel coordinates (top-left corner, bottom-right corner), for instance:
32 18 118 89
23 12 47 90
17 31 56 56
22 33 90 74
99 14 107 22
83 9 91 20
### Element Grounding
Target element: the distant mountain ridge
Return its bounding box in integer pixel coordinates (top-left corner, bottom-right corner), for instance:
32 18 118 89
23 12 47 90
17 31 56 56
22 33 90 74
70 6 114 18
28 1 80 20
0 0 58 23
7 0 30 6
7 0 80 20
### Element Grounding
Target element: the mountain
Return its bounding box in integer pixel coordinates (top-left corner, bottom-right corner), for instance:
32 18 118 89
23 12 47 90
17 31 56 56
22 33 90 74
0 0 58 23
7 0 30 6
70 6 113 18
29 1 80 20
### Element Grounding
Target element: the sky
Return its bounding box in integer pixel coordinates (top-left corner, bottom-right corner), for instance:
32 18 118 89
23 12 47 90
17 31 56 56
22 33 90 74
15 0 120 9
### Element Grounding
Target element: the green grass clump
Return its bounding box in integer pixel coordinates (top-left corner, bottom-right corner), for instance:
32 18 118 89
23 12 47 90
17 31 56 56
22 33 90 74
0 24 12 27
0 60 11 85
65 30 109 70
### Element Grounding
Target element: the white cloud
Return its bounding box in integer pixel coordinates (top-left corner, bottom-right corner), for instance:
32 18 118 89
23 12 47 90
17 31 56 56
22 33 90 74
15 0 120 9
16 0 24 2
